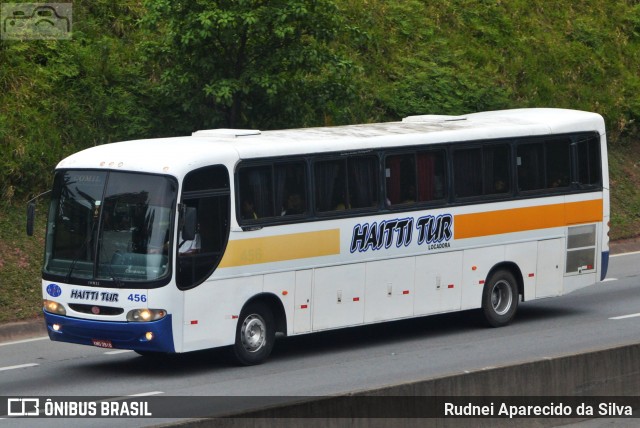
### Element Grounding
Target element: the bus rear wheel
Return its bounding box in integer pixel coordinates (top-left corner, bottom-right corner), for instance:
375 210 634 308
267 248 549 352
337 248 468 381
481 270 518 327
231 302 275 365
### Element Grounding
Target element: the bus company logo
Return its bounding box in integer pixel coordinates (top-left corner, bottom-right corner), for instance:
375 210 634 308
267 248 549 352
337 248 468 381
350 214 453 253
46 283 62 298
7 398 40 416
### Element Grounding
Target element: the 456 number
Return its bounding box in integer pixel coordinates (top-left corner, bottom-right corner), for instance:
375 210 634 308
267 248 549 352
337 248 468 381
127 293 147 303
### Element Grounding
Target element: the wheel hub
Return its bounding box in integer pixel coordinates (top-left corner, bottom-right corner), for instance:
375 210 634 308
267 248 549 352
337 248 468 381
241 314 266 353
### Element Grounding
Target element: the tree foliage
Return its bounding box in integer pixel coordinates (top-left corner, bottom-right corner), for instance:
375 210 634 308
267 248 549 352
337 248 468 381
143 0 358 131
0 0 153 203
1 0 640 205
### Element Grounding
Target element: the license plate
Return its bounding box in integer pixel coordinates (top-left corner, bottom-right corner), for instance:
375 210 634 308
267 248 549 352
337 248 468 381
92 339 113 348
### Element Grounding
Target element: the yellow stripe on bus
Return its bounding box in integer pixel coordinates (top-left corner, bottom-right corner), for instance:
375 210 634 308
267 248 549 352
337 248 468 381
218 229 341 268
454 199 603 240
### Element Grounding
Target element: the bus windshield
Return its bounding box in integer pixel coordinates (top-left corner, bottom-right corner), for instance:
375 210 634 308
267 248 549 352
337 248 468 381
44 170 177 286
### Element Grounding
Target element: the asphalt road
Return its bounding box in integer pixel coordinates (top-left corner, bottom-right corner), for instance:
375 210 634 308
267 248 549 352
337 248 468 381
1 250 639 427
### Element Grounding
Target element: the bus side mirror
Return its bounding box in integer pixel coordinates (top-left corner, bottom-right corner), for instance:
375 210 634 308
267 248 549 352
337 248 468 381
26 202 36 236
182 207 197 241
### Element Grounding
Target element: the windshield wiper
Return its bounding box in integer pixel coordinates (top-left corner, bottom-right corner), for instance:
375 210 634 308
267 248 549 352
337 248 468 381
65 210 99 283
65 233 93 283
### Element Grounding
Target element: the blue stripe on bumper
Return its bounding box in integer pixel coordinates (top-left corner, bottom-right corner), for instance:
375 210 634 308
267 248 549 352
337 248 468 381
44 312 175 353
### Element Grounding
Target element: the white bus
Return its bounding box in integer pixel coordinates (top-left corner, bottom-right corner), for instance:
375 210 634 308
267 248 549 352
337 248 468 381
35 108 609 365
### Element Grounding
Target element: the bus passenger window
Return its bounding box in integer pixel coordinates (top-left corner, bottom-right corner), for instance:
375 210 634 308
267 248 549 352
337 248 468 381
315 160 347 212
545 139 571 188
576 136 601 187
517 143 544 191
275 162 307 217
416 150 446 201
483 144 510 195
315 156 378 213
239 166 273 219
238 161 307 222
454 148 482 198
386 154 415 205
386 151 445 206
348 156 378 209
517 139 571 192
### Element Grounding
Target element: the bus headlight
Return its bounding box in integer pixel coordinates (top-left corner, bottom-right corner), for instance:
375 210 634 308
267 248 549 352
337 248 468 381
43 300 66 315
126 308 167 322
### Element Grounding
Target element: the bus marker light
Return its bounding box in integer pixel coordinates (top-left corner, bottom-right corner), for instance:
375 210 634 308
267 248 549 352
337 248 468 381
300 304 308 309
231 315 238 320
448 284 454 289
402 290 409 295
529 273 535 277
353 297 360 302
472 266 477 271
479 280 485 285
190 320 198 325
282 290 288 296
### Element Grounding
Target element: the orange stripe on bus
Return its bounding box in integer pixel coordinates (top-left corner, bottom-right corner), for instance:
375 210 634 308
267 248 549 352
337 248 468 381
218 229 340 268
454 199 603 240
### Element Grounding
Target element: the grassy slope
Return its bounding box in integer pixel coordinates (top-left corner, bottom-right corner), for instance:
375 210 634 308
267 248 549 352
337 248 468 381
0 202 46 323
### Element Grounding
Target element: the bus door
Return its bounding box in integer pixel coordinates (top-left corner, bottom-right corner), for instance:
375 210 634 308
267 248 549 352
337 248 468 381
177 166 231 350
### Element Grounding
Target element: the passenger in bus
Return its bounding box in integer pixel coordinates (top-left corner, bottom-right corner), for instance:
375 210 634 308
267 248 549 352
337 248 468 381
494 179 507 193
281 193 305 215
241 199 258 220
401 185 416 204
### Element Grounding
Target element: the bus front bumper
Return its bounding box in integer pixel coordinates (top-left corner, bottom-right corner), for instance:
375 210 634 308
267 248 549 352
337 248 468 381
44 312 175 353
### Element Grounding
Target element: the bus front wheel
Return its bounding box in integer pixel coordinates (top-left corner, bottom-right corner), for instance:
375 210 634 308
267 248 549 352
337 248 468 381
481 270 519 327
231 302 275 365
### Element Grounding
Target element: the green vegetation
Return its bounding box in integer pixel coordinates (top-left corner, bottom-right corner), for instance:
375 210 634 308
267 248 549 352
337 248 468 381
1 0 640 323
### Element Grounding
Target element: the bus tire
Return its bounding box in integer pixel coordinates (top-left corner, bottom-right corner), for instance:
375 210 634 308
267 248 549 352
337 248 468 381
481 270 518 327
231 302 275 365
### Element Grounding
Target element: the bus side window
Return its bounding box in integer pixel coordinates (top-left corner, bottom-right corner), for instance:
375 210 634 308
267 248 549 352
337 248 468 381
239 166 274 219
177 165 230 290
518 139 571 192
238 161 308 222
276 162 307 216
348 156 378 209
483 144 510 195
545 138 571 188
315 156 378 213
416 150 446 201
575 135 601 187
517 143 544 191
454 147 483 198
385 153 415 205
315 160 347 212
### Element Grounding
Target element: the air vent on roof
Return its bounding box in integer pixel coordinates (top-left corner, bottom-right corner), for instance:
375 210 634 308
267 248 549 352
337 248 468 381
402 115 467 123
192 129 261 137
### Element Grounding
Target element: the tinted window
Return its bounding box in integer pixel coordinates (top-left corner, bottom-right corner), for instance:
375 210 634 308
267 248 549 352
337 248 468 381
576 135 601 187
454 144 510 198
238 161 307 221
315 155 378 213
385 150 446 205
177 165 230 289
517 138 571 191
